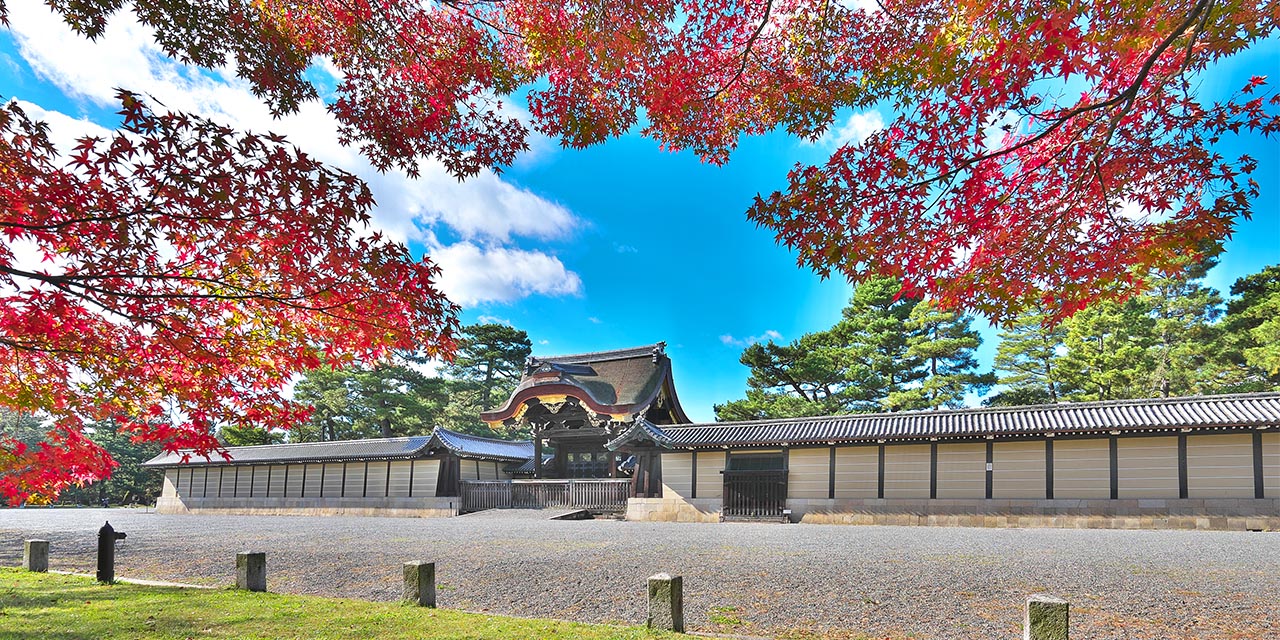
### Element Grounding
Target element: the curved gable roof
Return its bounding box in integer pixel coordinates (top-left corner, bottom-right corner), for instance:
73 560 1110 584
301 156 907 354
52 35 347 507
480 343 691 424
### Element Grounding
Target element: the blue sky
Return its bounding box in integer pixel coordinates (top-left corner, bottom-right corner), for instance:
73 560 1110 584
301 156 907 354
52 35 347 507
2 3 1276 422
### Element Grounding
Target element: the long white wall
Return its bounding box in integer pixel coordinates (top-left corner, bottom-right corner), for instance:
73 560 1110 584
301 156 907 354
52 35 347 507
162 459 444 500
658 431 1280 504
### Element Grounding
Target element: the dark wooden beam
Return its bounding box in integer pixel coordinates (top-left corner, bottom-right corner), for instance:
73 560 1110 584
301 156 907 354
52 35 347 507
1177 434 1189 499
985 441 993 500
691 451 698 499
1045 439 1054 500
1255 431 1265 499
929 443 938 500
1109 436 1119 500
534 437 544 479
877 444 885 500
828 446 836 500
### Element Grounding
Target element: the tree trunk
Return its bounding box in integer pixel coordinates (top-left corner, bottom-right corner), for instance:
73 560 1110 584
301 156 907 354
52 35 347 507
380 398 391 438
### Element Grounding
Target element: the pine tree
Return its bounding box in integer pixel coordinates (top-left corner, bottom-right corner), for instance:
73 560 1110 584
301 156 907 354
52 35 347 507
1058 299 1153 401
1219 265 1280 390
888 301 994 410
290 364 448 440
1137 261 1225 397
831 277 924 411
444 324 533 411
714 332 851 420
989 307 1067 406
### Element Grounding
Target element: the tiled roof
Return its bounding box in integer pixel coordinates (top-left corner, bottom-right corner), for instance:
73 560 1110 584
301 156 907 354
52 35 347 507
540 345 665 365
505 455 555 474
481 342 690 423
651 393 1280 448
142 428 533 467
606 419 675 450
426 429 535 461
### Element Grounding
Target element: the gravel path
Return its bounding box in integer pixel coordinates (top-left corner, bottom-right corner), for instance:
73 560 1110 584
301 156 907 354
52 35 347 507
2 508 1277 639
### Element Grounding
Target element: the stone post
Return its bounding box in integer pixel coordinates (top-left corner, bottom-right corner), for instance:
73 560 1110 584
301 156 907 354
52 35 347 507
647 573 684 633
1024 594 1069 640
402 561 436 607
23 540 49 572
236 552 267 592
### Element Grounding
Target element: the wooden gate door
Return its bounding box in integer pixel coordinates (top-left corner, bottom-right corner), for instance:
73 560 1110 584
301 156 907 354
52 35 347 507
722 469 788 519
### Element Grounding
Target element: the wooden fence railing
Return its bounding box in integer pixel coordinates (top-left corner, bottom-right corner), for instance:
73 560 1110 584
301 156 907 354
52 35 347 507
459 479 631 514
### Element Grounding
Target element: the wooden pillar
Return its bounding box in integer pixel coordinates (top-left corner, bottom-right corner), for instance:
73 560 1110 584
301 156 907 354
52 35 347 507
929 442 938 500
828 446 836 500
1109 435 1119 500
534 437 544 479
1255 431 1265 499
985 441 994 500
1177 433 1189 499
1045 439 1055 500
690 451 698 499
877 444 885 499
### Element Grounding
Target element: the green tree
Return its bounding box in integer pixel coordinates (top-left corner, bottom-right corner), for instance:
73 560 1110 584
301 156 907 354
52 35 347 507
445 324 533 411
832 277 924 411
1058 299 1153 401
291 364 449 441
219 424 286 447
714 333 852 421
989 307 1067 406
717 277 926 419
1219 265 1280 389
440 383 511 438
888 301 994 410
1137 262 1226 397
0 409 45 447
57 420 162 506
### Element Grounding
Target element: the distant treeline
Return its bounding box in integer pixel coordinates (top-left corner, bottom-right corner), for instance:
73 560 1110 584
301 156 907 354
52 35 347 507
714 261 1279 421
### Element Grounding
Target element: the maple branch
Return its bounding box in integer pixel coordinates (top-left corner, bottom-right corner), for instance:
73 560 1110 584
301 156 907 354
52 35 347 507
0 336 87 356
864 0 1214 203
0 266 406 338
701 0 775 102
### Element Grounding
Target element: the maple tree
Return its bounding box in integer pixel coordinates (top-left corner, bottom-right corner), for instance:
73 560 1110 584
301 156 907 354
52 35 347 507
4 0 1278 497
20 0 1275 321
0 95 457 502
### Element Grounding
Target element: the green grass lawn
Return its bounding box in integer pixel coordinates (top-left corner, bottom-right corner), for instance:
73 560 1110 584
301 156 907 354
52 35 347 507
0 568 678 639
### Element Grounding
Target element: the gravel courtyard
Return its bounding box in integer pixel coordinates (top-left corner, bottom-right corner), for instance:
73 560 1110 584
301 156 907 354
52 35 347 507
1 508 1276 639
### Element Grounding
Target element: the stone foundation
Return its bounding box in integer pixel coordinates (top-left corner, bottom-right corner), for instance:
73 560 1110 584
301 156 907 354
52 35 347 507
624 497 722 523
624 497 1280 530
156 495 459 518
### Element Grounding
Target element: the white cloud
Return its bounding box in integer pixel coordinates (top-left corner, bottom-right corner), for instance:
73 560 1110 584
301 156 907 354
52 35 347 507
476 315 513 326
430 242 582 306
982 110 1024 153
719 330 783 347
11 99 111 154
5 0 580 305
588 317 602 324
813 110 884 148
